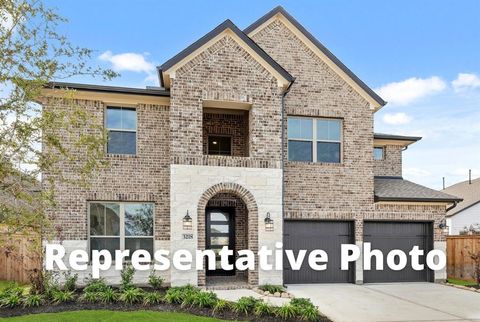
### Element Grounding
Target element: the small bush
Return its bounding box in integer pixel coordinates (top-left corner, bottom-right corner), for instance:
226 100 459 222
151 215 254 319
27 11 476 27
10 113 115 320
259 284 285 294
213 299 231 314
120 265 135 291
62 272 78 291
22 294 43 308
99 287 119 303
164 285 197 304
276 304 298 320
80 291 99 303
301 305 321 321
148 271 164 290
0 293 22 308
290 297 313 309
233 296 261 315
180 288 201 308
254 301 274 316
83 278 109 293
192 291 217 308
143 292 163 306
51 290 75 304
120 287 144 304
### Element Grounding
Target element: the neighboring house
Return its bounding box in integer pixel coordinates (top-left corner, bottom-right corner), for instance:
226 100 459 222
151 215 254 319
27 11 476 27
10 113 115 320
40 6 461 287
444 178 480 235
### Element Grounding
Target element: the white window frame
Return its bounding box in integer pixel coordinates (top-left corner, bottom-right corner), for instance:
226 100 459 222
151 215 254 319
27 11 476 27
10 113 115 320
288 116 343 163
105 106 138 155
87 201 155 257
373 146 385 161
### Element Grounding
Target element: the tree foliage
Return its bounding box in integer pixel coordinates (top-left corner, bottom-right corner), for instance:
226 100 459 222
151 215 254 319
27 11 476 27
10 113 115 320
0 0 117 256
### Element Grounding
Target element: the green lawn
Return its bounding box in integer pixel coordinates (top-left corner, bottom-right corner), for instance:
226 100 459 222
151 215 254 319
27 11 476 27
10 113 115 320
0 281 28 292
447 278 477 286
0 310 230 322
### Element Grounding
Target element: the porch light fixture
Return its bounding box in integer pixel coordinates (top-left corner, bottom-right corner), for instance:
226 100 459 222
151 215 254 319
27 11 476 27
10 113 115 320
183 211 193 230
438 218 448 232
264 212 274 232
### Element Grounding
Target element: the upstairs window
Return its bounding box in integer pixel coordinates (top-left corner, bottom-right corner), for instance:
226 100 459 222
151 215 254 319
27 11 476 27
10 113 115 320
106 107 137 155
89 202 154 259
374 147 385 160
288 117 342 163
207 135 232 156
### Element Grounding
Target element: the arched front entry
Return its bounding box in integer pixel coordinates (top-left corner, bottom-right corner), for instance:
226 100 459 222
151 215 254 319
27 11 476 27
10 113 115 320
197 182 258 286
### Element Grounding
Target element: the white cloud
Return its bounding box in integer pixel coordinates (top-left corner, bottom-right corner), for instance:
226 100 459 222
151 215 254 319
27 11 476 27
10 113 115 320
0 10 13 31
451 73 480 92
375 76 446 106
404 167 431 178
99 51 155 73
382 112 412 125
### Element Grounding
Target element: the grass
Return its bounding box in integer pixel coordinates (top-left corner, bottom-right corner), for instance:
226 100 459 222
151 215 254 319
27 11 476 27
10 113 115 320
0 310 231 322
447 278 477 286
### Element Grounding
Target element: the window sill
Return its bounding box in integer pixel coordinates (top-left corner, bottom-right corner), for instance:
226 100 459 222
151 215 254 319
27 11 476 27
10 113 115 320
106 153 139 159
286 160 344 167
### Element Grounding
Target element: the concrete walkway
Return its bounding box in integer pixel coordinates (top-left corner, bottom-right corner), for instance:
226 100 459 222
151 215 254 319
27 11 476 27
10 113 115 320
213 289 290 306
286 283 480 322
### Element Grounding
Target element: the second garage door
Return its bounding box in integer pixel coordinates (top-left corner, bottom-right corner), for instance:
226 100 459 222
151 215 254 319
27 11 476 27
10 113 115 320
283 220 354 284
363 221 434 283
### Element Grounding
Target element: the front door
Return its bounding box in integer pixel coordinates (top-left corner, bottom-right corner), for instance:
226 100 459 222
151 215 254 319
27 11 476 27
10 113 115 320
206 207 235 276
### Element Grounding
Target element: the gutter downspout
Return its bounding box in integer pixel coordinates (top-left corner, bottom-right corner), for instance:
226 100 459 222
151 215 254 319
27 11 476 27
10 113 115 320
446 201 459 212
281 78 295 224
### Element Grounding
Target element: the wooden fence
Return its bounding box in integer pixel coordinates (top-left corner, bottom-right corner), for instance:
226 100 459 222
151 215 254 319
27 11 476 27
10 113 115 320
0 225 42 283
447 235 480 281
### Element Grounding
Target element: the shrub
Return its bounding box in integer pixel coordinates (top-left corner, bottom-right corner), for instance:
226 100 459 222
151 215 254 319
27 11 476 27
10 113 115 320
290 297 313 309
99 287 119 303
83 278 109 293
62 272 78 291
0 293 22 308
143 292 163 306
120 287 144 304
233 296 261 315
301 305 321 321
22 294 44 308
164 285 197 304
51 290 75 304
192 291 217 308
275 304 298 320
180 288 201 308
254 301 274 316
259 284 285 294
148 271 164 290
120 265 135 291
80 291 100 303
213 299 231 314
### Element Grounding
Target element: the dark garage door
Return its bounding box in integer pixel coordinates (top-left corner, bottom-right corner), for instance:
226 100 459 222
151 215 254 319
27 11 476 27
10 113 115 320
363 221 433 283
283 221 354 284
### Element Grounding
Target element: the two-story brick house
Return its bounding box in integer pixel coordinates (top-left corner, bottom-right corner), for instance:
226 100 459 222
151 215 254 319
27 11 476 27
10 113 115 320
41 6 460 287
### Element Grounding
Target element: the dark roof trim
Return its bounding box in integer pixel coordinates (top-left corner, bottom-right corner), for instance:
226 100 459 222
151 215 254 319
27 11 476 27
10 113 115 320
375 196 462 203
159 19 294 84
46 82 170 97
374 133 422 142
447 200 480 217
244 6 386 107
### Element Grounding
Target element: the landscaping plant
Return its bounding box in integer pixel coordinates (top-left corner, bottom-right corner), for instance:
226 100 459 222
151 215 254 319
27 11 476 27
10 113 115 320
143 291 163 306
22 294 44 308
212 299 231 314
62 272 78 292
120 265 136 291
233 296 261 315
98 286 119 303
254 300 274 317
275 303 298 320
148 271 164 290
259 284 285 294
51 290 75 304
120 287 144 304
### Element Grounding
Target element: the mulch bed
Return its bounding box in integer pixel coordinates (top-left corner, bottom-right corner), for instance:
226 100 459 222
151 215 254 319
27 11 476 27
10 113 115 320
0 302 332 322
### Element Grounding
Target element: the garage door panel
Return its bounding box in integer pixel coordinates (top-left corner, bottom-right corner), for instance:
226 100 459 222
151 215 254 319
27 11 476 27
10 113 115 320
284 221 354 284
364 221 433 283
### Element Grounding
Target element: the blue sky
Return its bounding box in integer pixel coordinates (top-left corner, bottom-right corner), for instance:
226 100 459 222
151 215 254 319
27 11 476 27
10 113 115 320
46 0 480 189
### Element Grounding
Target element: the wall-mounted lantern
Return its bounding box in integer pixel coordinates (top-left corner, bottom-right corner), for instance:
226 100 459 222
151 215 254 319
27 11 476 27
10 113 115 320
183 211 193 230
438 218 448 233
264 212 274 232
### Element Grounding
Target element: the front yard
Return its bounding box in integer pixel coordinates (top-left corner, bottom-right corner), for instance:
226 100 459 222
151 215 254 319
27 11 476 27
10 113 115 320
0 310 228 322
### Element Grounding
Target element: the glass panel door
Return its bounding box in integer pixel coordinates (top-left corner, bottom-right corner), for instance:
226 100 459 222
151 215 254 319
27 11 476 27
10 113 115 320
206 207 235 276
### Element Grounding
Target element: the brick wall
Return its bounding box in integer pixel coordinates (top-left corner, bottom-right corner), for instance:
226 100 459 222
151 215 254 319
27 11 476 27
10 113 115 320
202 112 249 157
251 19 375 215
169 36 283 168
374 145 403 177
42 97 170 241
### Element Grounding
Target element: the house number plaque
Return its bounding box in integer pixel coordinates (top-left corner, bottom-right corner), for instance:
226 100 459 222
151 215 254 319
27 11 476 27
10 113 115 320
183 233 194 240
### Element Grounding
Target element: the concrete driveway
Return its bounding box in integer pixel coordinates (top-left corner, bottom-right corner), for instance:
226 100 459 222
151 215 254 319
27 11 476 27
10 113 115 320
286 283 480 322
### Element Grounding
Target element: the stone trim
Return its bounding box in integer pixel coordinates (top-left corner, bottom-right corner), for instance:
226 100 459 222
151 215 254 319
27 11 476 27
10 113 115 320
172 156 280 169
196 182 259 286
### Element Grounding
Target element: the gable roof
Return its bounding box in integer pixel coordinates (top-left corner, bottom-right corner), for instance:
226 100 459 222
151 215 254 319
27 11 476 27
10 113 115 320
158 19 294 89
443 177 480 217
374 176 462 203
244 6 386 110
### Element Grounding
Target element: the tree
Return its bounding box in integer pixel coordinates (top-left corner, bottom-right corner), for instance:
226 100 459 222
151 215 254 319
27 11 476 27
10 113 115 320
0 0 117 281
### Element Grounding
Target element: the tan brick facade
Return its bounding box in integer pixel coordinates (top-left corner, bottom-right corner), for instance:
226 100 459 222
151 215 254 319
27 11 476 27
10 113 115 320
374 145 403 177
